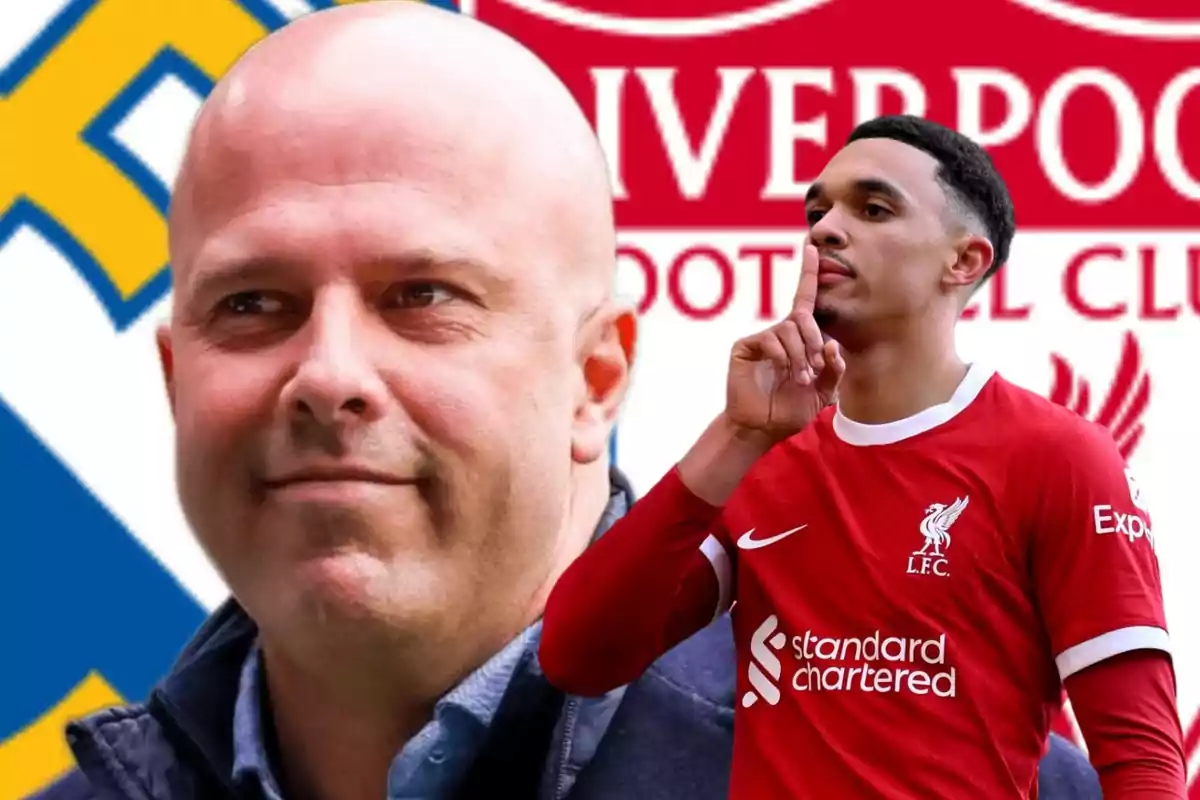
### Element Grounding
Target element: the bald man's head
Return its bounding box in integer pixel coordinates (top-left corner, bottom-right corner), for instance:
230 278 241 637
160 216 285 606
170 1 615 305
158 2 634 672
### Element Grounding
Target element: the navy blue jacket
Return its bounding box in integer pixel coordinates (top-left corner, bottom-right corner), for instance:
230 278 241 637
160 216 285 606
33 475 1101 800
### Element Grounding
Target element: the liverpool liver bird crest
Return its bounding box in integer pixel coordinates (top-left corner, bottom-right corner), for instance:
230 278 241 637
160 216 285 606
918 497 970 556
1048 331 1149 459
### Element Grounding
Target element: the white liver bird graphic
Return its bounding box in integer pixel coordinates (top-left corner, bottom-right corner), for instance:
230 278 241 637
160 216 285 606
917 497 970 556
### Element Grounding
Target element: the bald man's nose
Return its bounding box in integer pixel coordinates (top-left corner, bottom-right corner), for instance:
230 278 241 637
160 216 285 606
281 295 388 427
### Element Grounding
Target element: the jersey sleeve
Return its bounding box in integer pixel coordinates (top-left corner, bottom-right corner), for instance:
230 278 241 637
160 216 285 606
538 466 737 696
1065 650 1186 796
1028 418 1170 682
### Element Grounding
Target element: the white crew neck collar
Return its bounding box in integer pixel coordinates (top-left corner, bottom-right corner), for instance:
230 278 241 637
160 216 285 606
832 362 996 446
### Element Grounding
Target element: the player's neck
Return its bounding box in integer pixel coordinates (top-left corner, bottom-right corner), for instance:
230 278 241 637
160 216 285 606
838 337 968 426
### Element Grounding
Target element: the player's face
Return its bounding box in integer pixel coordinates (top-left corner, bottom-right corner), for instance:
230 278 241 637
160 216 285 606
803 138 963 340
160 101 593 654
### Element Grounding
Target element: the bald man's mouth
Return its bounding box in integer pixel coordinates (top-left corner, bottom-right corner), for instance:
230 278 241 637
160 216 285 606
263 465 423 501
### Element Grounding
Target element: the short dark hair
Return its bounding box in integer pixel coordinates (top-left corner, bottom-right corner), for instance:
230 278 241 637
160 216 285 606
847 115 1015 283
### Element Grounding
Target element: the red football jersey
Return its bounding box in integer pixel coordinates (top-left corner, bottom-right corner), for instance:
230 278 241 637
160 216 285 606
700 363 1169 798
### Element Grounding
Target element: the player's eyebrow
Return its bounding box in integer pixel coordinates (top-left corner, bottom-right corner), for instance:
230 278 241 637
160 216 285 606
805 178 909 206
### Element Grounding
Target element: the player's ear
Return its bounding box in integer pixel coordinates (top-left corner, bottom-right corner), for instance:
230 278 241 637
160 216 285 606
156 323 176 417
572 302 636 465
943 233 994 290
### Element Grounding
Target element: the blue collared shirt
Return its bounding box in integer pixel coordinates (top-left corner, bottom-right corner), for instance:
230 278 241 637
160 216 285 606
232 624 540 800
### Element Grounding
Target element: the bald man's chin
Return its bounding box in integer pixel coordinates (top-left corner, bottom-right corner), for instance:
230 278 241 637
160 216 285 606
283 549 451 635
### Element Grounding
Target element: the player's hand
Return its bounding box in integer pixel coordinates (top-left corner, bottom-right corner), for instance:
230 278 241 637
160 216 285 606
725 243 845 443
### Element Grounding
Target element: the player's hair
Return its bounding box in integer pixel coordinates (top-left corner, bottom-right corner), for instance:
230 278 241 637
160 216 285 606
847 115 1015 283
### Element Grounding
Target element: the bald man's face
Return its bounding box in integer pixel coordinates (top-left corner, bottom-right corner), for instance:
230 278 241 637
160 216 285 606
161 58 627 654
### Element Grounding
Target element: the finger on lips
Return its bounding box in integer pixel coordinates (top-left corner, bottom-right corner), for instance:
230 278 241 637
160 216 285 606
791 243 820 315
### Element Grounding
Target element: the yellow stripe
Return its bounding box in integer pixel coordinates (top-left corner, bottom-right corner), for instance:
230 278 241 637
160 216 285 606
0 674 125 800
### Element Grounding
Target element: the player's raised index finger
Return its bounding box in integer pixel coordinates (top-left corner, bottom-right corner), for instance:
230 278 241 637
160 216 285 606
792 243 819 314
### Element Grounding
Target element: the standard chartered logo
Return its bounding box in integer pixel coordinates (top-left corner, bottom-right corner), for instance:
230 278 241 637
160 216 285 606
744 617 959 706
792 630 957 696
742 614 788 708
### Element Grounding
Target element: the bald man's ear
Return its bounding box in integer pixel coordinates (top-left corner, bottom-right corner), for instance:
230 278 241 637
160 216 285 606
943 233 994 291
572 305 637 465
156 324 177 417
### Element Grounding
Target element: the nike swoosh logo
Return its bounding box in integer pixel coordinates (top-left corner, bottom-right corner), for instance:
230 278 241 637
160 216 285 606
737 525 808 550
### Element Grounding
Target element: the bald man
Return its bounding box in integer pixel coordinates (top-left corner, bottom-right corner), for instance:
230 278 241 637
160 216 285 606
34 4 1099 800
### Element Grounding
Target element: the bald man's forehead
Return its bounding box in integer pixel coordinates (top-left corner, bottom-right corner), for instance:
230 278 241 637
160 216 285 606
208 5 567 144
194 26 504 175
183 91 481 214
169 1 615 310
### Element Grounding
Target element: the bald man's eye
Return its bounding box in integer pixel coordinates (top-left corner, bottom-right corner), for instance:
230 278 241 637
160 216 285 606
383 282 459 310
218 291 286 316
864 202 893 219
806 208 826 226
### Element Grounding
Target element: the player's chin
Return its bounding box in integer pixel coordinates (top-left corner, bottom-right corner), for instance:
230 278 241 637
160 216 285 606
812 300 844 331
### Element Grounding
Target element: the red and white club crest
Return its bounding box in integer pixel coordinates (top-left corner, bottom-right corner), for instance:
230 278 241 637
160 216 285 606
1048 331 1150 459
1005 0 1200 39
468 0 1200 39
459 0 838 36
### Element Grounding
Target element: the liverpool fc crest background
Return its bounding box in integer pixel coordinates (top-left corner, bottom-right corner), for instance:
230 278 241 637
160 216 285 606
2 0 1198 796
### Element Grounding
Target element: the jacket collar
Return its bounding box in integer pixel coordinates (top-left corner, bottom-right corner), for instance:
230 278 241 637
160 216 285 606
148 598 258 794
